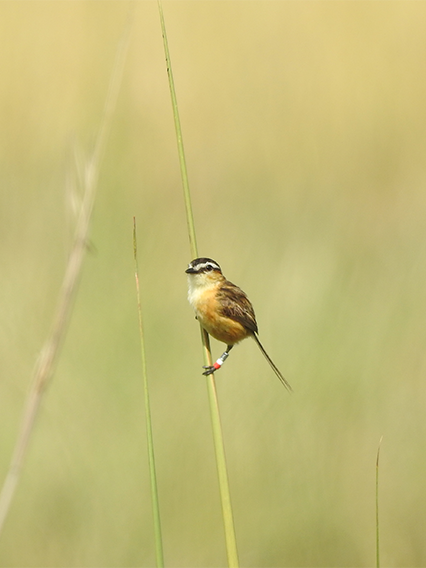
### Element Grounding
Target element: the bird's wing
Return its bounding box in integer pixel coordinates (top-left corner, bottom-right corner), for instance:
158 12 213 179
217 281 258 334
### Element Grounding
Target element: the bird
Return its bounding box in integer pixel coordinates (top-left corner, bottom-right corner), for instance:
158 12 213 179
185 257 292 391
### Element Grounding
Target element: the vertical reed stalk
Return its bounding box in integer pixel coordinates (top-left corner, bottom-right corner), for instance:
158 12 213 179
376 436 383 568
0 14 131 538
157 2 239 566
133 218 164 567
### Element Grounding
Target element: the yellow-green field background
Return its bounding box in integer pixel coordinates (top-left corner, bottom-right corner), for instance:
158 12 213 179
1 1 426 566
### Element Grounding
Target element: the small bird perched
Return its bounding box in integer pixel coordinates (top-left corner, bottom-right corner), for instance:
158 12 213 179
185 257 292 391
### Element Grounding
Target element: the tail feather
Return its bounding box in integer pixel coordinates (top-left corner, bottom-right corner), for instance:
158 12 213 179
252 333 293 392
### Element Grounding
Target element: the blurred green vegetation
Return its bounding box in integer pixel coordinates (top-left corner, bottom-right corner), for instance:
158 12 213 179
1 1 426 566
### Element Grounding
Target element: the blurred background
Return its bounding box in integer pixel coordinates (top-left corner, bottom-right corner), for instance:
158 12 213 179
1 1 426 566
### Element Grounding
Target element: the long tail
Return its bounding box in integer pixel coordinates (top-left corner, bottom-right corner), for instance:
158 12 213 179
252 333 293 392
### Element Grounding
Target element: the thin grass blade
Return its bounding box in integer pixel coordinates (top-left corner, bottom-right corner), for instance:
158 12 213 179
157 3 239 566
133 218 164 567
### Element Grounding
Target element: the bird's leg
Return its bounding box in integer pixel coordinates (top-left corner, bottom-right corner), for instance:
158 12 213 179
202 345 234 376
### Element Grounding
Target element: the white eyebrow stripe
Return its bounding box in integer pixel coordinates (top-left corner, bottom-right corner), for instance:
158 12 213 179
194 262 220 271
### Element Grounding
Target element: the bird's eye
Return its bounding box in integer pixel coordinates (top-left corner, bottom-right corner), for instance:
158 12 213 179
205 264 213 271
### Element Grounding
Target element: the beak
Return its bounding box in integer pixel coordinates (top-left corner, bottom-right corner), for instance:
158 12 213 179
185 266 196 274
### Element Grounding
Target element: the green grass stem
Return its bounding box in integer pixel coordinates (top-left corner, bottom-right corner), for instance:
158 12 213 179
157 2 239 566
376 436 383 568
157 1 197 258
133 218 164 567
